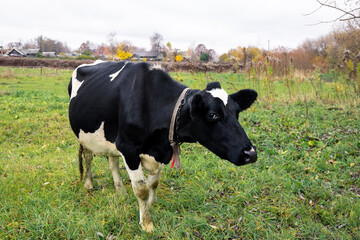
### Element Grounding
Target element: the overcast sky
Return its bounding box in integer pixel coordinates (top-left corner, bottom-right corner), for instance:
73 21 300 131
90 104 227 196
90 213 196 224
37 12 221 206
1 0 341 54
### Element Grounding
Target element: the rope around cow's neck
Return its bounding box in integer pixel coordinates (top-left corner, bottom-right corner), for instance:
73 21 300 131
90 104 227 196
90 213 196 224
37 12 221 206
169 88 190 169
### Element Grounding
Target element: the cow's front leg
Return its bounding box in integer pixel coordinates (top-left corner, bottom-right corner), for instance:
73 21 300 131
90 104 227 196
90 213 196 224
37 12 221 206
123 158 153 232
140 154 162 206
83 148 94 190
108 156 126 194
147 168 162 206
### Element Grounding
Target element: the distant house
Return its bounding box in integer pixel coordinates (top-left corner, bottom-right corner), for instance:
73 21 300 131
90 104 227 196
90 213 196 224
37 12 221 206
71 52 81 57
133 51 163 61
42 52 56 58
26 49 41 57
0 47 7 56
6 48 42 57
7 48 26 57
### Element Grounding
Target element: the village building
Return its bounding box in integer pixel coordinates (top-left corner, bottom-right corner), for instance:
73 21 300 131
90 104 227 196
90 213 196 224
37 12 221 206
7 48 27 57
133 51 164 61
6 48 42 57
26 49 41 57
42 52 56 58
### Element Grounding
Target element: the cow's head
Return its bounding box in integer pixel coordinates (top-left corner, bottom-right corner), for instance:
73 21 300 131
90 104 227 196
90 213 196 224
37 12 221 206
180 82 258 166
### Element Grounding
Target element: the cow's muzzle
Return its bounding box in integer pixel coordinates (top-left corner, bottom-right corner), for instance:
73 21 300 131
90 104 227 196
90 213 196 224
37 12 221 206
243 146 257 164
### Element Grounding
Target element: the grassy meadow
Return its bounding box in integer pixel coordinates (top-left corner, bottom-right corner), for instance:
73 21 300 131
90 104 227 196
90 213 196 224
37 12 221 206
0 66 359 239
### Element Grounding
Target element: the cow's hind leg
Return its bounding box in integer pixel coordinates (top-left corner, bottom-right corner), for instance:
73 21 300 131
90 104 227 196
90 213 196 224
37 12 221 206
83 148 94 190
123 158 153 232
78 144 84 182
108 156 126 194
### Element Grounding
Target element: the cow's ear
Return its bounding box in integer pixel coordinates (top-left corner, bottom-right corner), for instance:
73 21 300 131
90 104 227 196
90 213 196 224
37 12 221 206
230 89 257 111
190 93 204 117
206 82 221 91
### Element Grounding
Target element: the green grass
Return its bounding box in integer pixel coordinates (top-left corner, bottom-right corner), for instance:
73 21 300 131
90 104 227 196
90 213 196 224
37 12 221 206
0 66 359 239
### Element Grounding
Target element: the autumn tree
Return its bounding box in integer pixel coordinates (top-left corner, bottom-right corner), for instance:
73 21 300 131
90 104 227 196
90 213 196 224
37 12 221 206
228 46 245 63
116 42 134 60
328 23 360 63
79 41 96 54
163 42 173 61
195 44 207 58
288 47 314 70
247 46 262 62
185 47 196 62
175 54 183 62
219 53 230 63
194 44 216 61
94 44 106 56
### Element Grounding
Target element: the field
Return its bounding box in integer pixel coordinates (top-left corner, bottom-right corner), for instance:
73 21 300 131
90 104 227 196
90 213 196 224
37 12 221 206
0 66 359 239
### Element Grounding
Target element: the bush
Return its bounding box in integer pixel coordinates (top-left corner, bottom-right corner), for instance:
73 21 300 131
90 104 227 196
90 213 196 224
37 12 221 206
200 52 210 62
77 54 96 60
82 49 92 56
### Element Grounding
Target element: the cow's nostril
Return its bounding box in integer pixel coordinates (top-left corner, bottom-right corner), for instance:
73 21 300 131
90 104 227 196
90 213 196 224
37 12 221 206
244 147 257 163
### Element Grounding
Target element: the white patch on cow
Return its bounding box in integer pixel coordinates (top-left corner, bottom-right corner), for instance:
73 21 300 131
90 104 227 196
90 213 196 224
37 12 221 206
70 60 104 99
70 72 84 100
78 122 120 157
109 61 128 81
207 88 228 106
149 64 163 71
123 156 145 182
140 154 162 175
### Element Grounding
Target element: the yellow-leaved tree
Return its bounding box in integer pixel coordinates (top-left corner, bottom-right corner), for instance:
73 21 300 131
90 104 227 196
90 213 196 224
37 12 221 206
228 46 244 63
175 54 183 62
116 42 134 60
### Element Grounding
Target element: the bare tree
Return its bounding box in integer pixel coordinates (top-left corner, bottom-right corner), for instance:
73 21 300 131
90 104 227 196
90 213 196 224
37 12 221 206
195 44 207 57
306 0 360 24
7 42 22 49
79 41 97 53
107 32 118 56
207 49 217 60
35 35 70 53
150 32 164 54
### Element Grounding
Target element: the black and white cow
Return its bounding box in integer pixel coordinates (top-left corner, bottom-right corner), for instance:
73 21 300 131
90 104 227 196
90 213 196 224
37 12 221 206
68 60 257 232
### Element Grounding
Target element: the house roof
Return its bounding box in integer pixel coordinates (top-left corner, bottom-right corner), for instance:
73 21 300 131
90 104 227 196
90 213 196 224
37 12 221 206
134 51 160 58
8 48 26 56
26 49 41 54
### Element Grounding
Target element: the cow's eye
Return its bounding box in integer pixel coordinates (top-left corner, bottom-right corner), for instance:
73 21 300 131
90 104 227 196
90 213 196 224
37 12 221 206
207 112 220 121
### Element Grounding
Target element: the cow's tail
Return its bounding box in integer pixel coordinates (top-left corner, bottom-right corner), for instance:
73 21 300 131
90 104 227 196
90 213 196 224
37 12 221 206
78 144 84 182
68 78 72 98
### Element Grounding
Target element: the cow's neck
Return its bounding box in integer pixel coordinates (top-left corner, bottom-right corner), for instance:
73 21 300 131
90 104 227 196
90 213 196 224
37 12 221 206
167 87 196 169
173 89 198 144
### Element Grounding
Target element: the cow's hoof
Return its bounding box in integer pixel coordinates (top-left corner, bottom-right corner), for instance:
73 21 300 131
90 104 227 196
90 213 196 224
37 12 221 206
141 221 154 232
114 183 127 193
115 187 128 198
84 179 94 190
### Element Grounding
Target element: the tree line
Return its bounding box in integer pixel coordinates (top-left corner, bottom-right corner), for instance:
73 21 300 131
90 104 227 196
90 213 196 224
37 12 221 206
3 21 359 72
